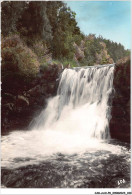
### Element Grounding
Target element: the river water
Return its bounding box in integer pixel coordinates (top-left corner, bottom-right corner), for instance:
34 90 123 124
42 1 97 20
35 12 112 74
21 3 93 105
1 65 131 188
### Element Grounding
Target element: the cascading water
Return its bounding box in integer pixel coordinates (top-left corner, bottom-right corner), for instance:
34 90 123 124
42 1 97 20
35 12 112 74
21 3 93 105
30 65 114 140
1 65 130 188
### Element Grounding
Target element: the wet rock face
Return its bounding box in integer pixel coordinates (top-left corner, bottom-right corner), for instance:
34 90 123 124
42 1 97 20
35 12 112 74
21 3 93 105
1 64 63 134
110 57 130 143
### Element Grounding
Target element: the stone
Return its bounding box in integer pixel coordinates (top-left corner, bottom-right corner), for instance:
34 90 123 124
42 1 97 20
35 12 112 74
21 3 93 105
17 95 29 106
110 56 130 143
1 62 62 133
111 107 125 118
3 103 14 111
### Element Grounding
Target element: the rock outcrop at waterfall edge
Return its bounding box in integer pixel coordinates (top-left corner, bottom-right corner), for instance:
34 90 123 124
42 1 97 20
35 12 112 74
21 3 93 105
1 64 63 134
110 56 130 143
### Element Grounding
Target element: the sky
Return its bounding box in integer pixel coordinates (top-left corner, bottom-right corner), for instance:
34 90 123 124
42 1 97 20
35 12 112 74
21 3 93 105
65 1 131 49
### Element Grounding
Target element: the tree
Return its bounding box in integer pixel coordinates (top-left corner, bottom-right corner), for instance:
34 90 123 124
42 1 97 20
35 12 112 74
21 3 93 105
1 1 27 35
18 1 52 44
49 3 81 59
97 35 130 62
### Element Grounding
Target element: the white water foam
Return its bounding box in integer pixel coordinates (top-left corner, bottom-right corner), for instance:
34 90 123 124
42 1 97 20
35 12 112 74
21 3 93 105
2 65 128 169
31 65 114 139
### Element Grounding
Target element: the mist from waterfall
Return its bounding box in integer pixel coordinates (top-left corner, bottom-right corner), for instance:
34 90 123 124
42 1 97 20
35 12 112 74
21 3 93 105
2 64 124 170
31 65 114 139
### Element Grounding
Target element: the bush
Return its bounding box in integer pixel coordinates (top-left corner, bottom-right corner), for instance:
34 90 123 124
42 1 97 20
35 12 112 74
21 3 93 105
40 62 49 72
32 41 51 66
60 58 78 68
2 35 40 80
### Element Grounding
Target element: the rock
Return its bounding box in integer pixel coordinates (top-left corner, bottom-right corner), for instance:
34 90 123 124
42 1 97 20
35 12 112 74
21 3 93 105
3 103 14 111
65 63 71 68
112 92 128 106
17 95 29 106
3 93 16 101
111 107 125 118
28 85 42 97
1 62 62 133
110 56 130 143
110 120 130 142
58 63 64 70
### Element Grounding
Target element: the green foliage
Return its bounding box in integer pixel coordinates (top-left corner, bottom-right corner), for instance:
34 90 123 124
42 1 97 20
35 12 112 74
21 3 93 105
40 62 49 72
81 37 102 66
2 35 40 81
47 2 82 59
57 58 78 68
1 1 27 35
2 1 82 59
97 36 130 62
18 1 52 45
1 1 130 70
74 34 83 46
125 49 131 57
101 57 109 64
32 41 50 66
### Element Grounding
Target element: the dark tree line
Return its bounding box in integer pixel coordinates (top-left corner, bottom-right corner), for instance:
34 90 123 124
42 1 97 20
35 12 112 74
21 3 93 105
2 1 82 60
97 35 130 62
2 1 130 65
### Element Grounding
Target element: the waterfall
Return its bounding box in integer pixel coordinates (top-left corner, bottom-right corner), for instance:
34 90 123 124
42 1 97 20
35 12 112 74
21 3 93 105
31 64 114 140
2 64 116 169
2 64 131 189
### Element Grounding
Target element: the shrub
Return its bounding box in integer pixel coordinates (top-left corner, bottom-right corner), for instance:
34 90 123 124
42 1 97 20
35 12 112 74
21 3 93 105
60 58 78 68
32 41 51 66
2 35 40 80
40 62 49 72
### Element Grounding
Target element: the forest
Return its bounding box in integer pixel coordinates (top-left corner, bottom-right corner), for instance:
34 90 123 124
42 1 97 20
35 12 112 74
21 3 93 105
2 1 130 80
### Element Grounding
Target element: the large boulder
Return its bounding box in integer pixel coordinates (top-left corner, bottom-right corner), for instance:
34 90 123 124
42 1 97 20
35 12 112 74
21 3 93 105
110 56 130 142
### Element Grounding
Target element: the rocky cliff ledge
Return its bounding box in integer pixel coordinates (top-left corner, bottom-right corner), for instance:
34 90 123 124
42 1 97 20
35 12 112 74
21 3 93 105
110 57 130 143
1 64 63 134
